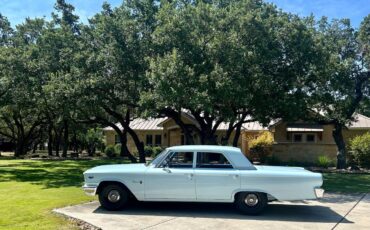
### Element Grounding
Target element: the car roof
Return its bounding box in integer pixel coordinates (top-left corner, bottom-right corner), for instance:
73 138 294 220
165 145 256 170
166 145 241 152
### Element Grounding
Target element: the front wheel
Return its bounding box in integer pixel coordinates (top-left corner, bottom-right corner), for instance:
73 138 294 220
98 184 129 211
235 192 268 215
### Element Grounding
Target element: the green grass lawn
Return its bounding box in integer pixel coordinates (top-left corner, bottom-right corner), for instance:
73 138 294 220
0 159 369 229
0 159 125 230
323 173 370 193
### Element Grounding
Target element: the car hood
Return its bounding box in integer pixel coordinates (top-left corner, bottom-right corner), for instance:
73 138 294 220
84 163 147 174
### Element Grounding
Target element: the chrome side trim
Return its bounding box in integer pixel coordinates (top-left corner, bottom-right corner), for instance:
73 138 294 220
82 184 97 196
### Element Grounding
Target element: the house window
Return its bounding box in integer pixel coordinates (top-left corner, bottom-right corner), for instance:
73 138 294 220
306 134 316 142
291 133 317 143
155 135 162 146
146 134 153 146
115 135 121 144
293 134 303 142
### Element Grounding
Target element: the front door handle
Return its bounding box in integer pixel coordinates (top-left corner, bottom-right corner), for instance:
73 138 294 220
231 174 239 179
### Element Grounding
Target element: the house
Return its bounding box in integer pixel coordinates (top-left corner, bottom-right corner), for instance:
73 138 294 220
270 114 370 162
103 113 370 162
103 112 266 155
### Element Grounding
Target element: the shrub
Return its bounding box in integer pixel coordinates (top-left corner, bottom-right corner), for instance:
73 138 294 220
266 155 282 165
144 146 164 158
114 144 122 155
152 146 164 158
105 145 116 158
84 128 104 156
144 146 153 156
249 131 274 163
350 133 370 168
286 159 314 167
316 155 333 168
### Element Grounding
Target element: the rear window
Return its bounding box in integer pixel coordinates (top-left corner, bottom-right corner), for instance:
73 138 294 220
196 152 233 169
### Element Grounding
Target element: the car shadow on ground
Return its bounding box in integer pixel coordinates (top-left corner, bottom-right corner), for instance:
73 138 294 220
92 201 352 223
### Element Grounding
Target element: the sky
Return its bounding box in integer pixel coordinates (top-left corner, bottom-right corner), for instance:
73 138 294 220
0 0 369 28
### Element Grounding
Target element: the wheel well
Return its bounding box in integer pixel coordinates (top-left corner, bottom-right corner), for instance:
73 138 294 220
96 181 137 200
234 191 274 201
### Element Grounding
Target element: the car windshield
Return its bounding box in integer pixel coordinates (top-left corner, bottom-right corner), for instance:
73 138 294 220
149 150 168 167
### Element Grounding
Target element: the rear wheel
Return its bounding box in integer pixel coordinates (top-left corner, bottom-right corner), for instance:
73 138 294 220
98 184 129 211
235 192 268 215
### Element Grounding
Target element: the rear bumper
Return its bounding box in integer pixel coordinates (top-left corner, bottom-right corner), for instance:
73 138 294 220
314 188 325 198
82 184 97 196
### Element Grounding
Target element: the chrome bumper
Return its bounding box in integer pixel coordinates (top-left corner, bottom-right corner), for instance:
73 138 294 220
82 184 97 196
314 188 325 198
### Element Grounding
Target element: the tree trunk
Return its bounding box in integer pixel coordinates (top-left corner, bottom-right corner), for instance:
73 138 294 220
125 125 145 163
32 143 38 154
221 123 234 145
55 130 61 157
161 109 194 144
332 123 346 169
14 146 22 157
48 124 53 156
14 136 27 157
72 131 78 153
200 131 218 145
88 143 95 156
107 121 137 163
183 126 194 145
62 119 68 158
191 111 220 145
119 130 137 163
232 124 242 147
101 107 144 162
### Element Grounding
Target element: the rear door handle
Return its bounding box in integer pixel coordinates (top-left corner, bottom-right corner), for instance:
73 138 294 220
185 173 193 180
231 174 239 179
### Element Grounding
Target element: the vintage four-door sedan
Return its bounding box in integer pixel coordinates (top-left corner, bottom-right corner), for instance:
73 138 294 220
83 145 324 214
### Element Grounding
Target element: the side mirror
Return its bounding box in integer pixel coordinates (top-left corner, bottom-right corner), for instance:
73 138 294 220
162 167 172 173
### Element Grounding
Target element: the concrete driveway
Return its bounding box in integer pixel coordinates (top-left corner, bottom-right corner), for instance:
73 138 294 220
54 193 370 230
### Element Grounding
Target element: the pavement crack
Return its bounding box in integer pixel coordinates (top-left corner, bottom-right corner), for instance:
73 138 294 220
331 193 367 230
141 217 178 230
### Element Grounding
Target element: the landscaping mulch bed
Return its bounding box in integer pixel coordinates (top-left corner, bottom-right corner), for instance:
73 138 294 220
308 166 370 174
54 211 101 230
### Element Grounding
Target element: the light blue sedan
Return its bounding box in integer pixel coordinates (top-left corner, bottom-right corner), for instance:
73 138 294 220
83 145 324 214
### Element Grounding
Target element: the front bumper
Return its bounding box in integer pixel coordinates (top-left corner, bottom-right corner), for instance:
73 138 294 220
314 188 325 198
82 184 97 196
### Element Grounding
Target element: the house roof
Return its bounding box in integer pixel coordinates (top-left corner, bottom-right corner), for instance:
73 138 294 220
157 112 199 127
103 118 166 131
348 114 370 129
103 113 370 132
103 116 267 132
155 112 267 131
243 121 268 131
286 124 324 132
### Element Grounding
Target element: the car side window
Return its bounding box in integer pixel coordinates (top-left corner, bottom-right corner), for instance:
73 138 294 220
196 152 233 169
160 151 194 168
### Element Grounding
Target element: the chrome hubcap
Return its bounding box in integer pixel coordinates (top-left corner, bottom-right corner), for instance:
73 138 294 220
244 194 259 206
107 190 121 203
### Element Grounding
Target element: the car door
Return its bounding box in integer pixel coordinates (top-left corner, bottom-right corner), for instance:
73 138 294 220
194 152 240 201
144 151 196 201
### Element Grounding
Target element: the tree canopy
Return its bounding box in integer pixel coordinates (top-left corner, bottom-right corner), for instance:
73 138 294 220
0 0 369 168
